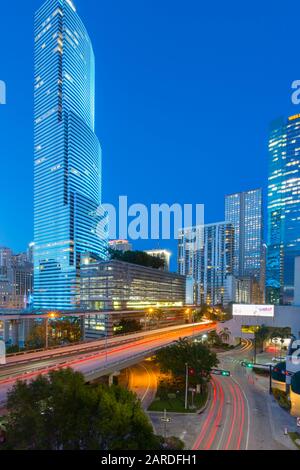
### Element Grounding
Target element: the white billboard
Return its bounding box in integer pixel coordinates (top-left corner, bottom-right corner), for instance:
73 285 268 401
233 304 274 318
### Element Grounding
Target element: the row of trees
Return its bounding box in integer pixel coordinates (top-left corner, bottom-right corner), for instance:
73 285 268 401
1 369 170 450
109 248 165 269
206 328 231 348
6 319 82 354
199 303 233 322
254 325 291 353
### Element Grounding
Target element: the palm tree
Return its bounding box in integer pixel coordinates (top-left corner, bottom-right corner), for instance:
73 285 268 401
219 327 231 344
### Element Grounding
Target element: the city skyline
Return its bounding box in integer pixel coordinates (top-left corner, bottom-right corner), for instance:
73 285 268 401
1 0 300 271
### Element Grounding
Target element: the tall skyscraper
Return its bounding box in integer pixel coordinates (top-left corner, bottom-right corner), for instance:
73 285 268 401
34 0 107 310
267 115 300 305
225 189 264 302
178 223 234 305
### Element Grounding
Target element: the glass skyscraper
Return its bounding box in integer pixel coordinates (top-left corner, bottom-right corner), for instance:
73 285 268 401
178 223 234 305
225 189 264 281
34 0 107 310
266 115 300 305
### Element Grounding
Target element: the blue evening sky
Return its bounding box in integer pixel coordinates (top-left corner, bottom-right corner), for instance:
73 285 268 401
0 0 299 270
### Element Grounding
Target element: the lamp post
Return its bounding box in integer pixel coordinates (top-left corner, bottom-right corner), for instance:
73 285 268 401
253 331 257 365
185 363 189 410
45 312 58 349
45 317 49 349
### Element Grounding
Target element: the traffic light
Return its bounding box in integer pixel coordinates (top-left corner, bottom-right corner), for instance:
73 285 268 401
188 367 196 376
241 360 253 369
211 368 231 377
221 370 230 377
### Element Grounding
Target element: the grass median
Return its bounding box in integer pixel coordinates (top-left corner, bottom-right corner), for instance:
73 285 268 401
148 386 208 413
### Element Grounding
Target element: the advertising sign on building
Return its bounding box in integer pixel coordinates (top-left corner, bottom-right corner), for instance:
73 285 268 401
233 304 274 318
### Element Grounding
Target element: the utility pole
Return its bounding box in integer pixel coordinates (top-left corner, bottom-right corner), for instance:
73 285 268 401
269 364 273 395
45 317 48 349
185 363 189 410
253 333 257 364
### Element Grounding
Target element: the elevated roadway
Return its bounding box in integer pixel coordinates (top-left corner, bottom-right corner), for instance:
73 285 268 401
0 322 216 406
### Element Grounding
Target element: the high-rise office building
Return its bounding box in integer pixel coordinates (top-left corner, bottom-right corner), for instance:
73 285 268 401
225 189 263 278
178 223 234 305
225 189 264 303
0 246 33 309
267 115 300 305
33 0 107 309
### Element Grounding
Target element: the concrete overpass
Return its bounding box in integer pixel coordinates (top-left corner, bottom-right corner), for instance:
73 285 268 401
0 321 216 406
0 306 198 347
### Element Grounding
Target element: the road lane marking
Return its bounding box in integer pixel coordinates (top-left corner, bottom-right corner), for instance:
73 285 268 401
231 375 250 450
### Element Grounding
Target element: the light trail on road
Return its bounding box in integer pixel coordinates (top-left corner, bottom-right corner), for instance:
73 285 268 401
192 375 248 450
0 323 214 405
192 340 252 451
128 362 158 409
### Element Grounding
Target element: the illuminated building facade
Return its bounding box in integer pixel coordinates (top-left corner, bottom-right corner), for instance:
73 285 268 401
225 189 263 279
0 247 33 309
34 0 107 310
225 189 264 302
178 223 234 305
80 259 185 311
267 115 300 305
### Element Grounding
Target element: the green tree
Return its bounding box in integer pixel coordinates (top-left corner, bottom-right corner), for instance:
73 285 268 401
109 249 165 269
3 369 161 450
50 318 81 344
26 319 82 350
25 323 48 350
207 330 222 347
156 338 218 387
255 325 271 352
114 319 143 335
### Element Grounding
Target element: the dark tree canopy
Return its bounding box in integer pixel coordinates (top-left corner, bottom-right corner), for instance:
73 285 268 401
3 369 161 450
109 249 165 269
114 318 143 335
156 338 219 385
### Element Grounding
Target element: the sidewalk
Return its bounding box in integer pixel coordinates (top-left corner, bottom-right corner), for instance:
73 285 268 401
250 356 299 450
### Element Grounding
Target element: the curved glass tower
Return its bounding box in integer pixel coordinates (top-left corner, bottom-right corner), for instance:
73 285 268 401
34 0 107 310
267 115 300 305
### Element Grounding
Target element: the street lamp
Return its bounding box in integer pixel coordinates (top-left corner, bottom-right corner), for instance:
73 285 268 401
45 312 58 349
147 308 154 331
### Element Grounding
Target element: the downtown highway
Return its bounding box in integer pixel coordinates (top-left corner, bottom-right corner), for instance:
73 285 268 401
0 322 215 406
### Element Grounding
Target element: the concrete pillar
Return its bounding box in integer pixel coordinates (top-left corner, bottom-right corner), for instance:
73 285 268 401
11 320 19 346
108 372 120 387
4 321 10 344
80 315 86 341
18 320 25 349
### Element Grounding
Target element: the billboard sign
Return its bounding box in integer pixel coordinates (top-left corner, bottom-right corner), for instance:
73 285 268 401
233 304 274 318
